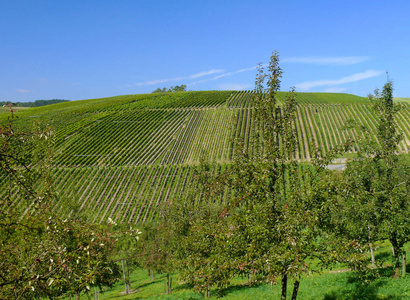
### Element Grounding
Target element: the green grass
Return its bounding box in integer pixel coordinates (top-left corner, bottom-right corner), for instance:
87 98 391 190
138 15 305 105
86 266 410 299
80 241 410 299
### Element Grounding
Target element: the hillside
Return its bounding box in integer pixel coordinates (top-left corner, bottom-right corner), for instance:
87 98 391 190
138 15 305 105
2 91 410 224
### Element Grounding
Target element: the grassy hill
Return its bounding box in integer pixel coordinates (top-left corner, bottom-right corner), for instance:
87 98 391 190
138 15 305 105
2 91 410 224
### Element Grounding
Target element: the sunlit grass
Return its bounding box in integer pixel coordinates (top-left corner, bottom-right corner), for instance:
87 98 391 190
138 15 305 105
79 242 410 299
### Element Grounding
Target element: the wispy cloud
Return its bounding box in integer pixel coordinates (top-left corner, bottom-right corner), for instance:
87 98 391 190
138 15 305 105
189 65 258 86
283 56 370 65
324 87 347 93
295 70 384 91
190 69 224 79
219 83 252 90
17 89 31 93
134 69 224 86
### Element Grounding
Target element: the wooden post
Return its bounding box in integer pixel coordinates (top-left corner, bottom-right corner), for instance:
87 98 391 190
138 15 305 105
403 251 407 277
370 243 376 268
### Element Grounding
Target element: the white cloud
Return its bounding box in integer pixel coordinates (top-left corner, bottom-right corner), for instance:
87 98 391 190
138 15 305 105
189 65 259 86
283 56 370 65
134 69 224 86
324 87 347 93
190 69 224 79
134 65 260 88
218 83 252 90
17 89 31 93
295 70 384 91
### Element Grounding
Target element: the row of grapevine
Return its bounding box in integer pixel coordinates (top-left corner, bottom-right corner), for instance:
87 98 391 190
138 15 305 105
185 108 235 164
54 110 190 166
226 103 410 160
42 165 200 224
101 91 233 111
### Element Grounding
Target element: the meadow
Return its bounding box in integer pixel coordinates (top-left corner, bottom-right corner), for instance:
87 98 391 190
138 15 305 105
71 241 410 299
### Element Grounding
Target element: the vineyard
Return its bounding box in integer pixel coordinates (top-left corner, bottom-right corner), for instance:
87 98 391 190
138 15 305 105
2 90 410 223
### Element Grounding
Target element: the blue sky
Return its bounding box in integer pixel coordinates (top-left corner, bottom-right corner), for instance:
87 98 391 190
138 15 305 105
1 0 409 101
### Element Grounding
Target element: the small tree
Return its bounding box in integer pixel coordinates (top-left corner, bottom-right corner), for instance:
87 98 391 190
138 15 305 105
338 81 410 278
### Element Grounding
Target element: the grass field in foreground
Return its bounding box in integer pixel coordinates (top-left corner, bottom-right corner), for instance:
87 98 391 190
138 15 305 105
91 267 410 300
82 242 410 299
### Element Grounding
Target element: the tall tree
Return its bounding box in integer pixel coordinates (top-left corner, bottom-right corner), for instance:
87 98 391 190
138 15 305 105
221 51 335 300
168 52 340 299
338 81 410 278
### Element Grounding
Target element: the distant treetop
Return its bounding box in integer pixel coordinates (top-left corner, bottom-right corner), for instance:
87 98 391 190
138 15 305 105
1 99 70 107
152 85 187 93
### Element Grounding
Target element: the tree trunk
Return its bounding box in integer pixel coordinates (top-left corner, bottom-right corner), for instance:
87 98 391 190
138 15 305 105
391 244 401 278
291 280 300 300
165 273 170 294
402 251 406 278
393 250 400 278
121 260 129 294
281 273 288 300
370 243 376 268
125 259 131 288
204 287 210 298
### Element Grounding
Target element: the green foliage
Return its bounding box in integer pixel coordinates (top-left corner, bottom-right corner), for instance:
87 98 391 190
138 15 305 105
0 110 120 299
334 81 410 278
158 52 349 299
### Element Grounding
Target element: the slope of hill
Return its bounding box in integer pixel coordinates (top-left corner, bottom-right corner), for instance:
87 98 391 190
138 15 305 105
2 91 409 224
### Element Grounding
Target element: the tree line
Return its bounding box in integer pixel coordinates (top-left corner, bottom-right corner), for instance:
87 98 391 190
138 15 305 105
152 85 187 93
1 99 69 108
